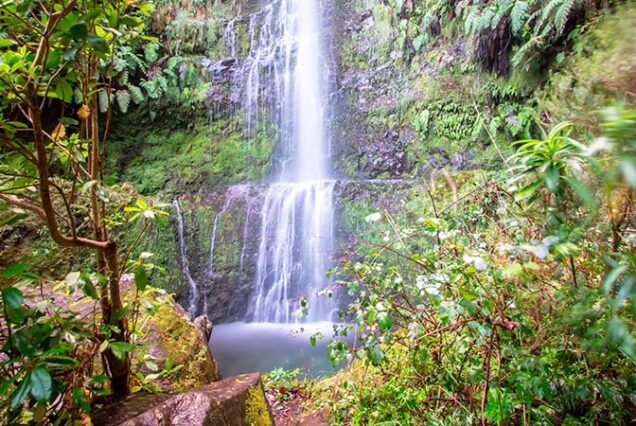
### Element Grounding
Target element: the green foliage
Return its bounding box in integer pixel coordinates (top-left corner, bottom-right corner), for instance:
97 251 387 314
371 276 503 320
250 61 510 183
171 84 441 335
321 113 636 424
508 121 590 206
263 368 300 392
537 5 636 131
108 121 272 194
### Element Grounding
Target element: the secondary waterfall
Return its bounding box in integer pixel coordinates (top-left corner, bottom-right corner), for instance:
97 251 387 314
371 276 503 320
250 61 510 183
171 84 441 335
248 0 336 323
173 199 200 318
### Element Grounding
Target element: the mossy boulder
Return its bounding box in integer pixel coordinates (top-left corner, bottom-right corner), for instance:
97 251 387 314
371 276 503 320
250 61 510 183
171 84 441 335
91 373 274 426
138 293 221 392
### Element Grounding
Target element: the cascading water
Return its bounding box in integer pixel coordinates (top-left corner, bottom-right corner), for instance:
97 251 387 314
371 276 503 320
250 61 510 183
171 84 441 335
247 0 337 323
197 0 342 375
251 182 335 322
173 199 200 318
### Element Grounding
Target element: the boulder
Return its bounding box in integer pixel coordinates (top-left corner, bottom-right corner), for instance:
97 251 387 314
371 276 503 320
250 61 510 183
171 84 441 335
91 373 274 426
138 297 221 391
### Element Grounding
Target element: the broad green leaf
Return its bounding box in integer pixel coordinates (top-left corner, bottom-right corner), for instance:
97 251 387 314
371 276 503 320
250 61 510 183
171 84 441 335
45 356 78 367
1 263 30 278
10 376 31 409
109 341 134 360
515 179 542 201
2 287 23 309
81 272 99 300
87 34 109 53
54 81 73 103
69 21 88 40
564 177 597 208
603 265 627 293
134 267 148 292
544 163 559 193
377 312 392 332
368 345 385 366
459 288 479 301
29 366 52 402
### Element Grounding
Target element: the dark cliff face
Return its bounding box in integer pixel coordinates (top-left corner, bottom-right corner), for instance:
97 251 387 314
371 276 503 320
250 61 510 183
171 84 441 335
330 1 484 181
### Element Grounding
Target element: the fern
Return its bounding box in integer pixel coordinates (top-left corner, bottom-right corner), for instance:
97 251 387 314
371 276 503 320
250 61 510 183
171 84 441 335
98 90 110 113
141 80 161 99
157 75 168 93
116 90 131 113
464 6 480 35
536 0 562 34
554 0 577 35
478 9 496 32
117 70 129 86
510 1 529 35
511 36 542 66
128 85 145 104
144 42 160 63
112 56 128 73
491 0 512 30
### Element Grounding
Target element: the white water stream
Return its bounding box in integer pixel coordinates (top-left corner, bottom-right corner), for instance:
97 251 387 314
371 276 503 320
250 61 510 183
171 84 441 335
177 0 339 375
246 0 335 323
173 199 200 318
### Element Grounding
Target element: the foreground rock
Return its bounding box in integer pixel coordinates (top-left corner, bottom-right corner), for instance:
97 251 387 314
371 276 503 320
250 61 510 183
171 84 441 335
92 373 274 426
138 295 221 391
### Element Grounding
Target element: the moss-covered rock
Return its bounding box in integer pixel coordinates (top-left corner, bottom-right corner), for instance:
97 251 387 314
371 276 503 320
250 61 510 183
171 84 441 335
138 292 221 392
91 373 274 426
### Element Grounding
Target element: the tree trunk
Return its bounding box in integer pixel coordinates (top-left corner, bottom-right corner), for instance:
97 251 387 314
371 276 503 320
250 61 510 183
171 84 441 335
104 242 129 397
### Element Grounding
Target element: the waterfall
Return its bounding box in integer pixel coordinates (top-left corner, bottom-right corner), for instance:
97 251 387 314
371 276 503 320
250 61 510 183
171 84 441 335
249 0 337 323
181 0 337 323
252 182 335 322
173 199 200 318
208 184 252 281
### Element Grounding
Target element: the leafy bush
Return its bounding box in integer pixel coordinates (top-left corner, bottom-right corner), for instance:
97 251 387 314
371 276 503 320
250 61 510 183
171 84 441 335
319 111 636 424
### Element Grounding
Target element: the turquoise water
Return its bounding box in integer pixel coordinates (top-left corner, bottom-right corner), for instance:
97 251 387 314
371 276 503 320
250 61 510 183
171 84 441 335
209 321 340 377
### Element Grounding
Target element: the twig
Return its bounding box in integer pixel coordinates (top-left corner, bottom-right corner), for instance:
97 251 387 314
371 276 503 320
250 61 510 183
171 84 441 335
471 97 506 163
481 327 496 426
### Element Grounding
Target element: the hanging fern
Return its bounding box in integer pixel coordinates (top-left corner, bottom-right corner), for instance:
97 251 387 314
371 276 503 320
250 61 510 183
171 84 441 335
128 85 145 105
554 0 579 35
511 36 543 66
510 1 529 35
116 90 131 113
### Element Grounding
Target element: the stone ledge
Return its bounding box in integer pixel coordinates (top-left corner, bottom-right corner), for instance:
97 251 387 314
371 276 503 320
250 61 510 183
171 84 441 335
91 373 273 426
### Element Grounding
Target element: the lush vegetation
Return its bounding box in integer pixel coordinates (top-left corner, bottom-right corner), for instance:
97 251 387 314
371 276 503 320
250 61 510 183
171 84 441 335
0 0 634 424
309 109 636 424
0 0 175 421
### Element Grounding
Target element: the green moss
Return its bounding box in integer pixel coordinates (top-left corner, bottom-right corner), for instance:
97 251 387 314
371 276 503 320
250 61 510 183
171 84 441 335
108 121 273 194
142 300 219 391
537 3 636 134
245 386 273 426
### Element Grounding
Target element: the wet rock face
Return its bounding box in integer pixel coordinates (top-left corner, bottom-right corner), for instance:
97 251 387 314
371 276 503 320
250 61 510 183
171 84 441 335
361 130 412 177
91 373 274 426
